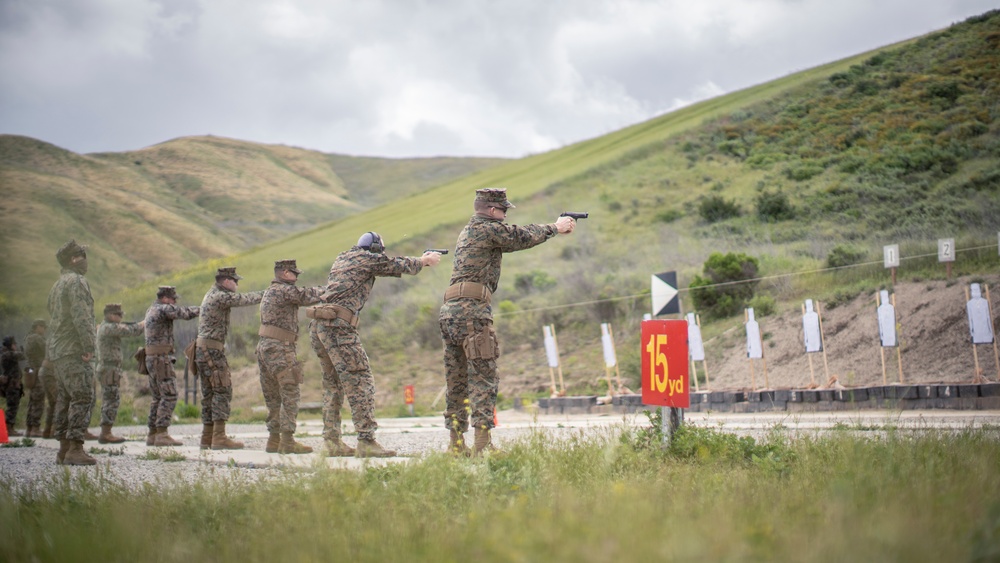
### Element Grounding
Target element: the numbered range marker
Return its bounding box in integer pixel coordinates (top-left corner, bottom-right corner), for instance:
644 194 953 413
938 238 955 263
884 244 900 269
640 319 689 408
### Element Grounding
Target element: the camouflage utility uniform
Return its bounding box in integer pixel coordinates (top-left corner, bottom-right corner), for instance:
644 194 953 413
257 260 324 451
47 239 98 464
309 240 424 456
96 306 143 432
23 321 54 437
1 339 26 434
143 287 199 443
439 188 571 454
195 268 264 449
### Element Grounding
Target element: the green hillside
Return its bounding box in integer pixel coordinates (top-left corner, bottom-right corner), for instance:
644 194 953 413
4 10 999 410
0 135 504 314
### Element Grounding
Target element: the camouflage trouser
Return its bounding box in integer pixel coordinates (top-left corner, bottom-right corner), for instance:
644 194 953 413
25 365 57 429
439 318 499 433
2 373 22 426
256 337 302 434
98 366 125 426
309 319 377 441
145 354 178 429
52 355 95 442
196 347 232 424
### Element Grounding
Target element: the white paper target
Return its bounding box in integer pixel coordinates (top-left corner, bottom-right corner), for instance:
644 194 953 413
600 323 617 368
745 308 763 359
877 290 898 347
687 313 705 361
802 299 823 353
543 325 560 367
967 284 995 345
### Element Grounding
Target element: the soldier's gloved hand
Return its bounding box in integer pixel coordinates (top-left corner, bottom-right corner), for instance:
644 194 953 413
555 216 575 234
421 251 442 267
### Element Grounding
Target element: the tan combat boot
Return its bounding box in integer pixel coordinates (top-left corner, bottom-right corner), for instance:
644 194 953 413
199 424 214 450
355 437 396 458
325 437 355 457
42 422 53 439
145 428 156 446
473 427 497 456
83 428 99 441
98 424 126 444
278 432 312 454
6 422 22 437
26 426 43 438
211 421 244 450
63 440 97 466
56 439 70 465
449 429 471 457
265 432 280 453
152 427 182 447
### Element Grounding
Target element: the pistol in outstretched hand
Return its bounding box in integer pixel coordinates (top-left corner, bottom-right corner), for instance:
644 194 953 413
425 249 450 255
560 212 589 220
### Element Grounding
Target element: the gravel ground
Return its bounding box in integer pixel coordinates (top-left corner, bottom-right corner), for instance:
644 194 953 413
4 409 998 495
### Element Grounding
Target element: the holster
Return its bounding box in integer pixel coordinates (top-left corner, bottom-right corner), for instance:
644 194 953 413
134 347 148 375
23 367 38 389
462 321 500 360
184 340 198 377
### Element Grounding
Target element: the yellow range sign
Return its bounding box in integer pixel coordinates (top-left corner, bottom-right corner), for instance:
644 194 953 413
641 320 690 408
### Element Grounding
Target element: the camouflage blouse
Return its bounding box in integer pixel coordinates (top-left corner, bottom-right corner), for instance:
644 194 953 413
440 214 557 321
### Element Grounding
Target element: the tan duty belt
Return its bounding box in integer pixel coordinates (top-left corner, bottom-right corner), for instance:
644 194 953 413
305 304 359 327
443 282 493 305
258 324 298 343
145 344 173 355
196 337 225 350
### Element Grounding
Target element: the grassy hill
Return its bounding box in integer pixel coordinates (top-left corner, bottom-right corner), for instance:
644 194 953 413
4 10 1000 418
0 135 504 314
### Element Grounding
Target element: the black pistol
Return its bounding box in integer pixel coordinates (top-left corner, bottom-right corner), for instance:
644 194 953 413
426 249 450 255
560 212 589 220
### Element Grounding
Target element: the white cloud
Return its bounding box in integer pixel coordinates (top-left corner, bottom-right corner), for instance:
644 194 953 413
0 0 997 157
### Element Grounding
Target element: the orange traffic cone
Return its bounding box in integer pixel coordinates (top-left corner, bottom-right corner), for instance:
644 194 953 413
0 410 8 444
493 407 498 428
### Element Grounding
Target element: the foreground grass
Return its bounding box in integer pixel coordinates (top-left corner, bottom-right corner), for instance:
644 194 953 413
2 425 998 562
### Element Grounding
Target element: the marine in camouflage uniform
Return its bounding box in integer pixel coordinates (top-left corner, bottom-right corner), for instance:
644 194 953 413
308 232 441 458
95 303 144 443
195 267 264 450
1 336 26 438
143 285 200 446
23 319 53 437
439 188 574 455
46 239 98 465
257 259 324 454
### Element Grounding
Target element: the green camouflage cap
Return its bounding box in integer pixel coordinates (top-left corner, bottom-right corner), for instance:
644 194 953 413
157 286 178 299
31 319 47 329
103 303 123 315
216 266 243 280
56 239 88 266
274 259 302 275
475 187 515 209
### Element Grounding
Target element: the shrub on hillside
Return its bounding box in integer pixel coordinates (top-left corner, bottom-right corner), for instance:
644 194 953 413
698 195 741 223
689 252 760 319
755 190 796 222
826 245 868 268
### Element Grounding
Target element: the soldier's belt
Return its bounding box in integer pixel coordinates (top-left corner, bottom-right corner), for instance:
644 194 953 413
444 282 492 305
145 344 173 355
305 304 359 327
258 324 298 344
196 337 225 350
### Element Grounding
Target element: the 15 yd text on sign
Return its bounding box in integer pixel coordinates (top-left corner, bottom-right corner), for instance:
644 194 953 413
641 320 690 408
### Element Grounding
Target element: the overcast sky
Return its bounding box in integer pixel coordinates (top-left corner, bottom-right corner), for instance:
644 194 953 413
1 0 997 158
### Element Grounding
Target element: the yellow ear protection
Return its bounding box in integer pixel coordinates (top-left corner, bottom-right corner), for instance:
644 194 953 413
366 232 384 254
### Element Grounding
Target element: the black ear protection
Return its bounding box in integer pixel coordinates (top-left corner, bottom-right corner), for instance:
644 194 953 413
366 232 384 254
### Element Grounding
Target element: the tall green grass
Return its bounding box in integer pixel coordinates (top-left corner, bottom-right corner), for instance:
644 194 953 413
3 426 998 562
